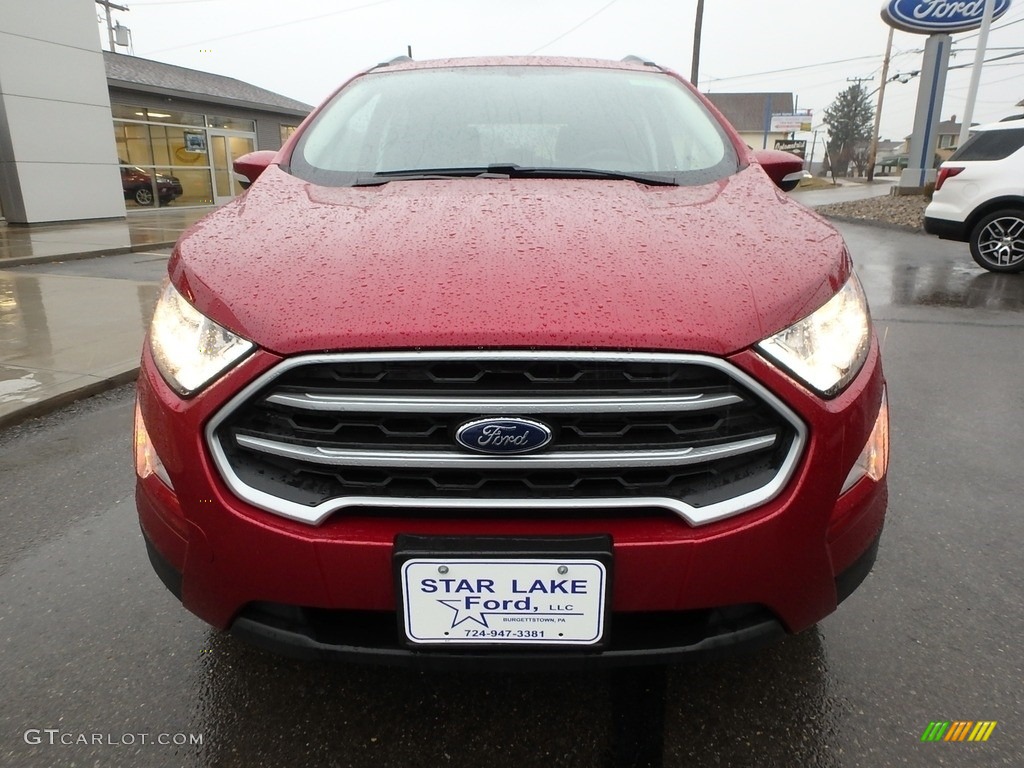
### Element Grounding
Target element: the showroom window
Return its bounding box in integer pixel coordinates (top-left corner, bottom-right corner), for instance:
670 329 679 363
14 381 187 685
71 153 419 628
207 115 256 132
112 103 258 208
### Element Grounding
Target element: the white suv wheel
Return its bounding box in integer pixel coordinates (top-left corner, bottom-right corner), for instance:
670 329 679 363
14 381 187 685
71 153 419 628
970 209 1024 273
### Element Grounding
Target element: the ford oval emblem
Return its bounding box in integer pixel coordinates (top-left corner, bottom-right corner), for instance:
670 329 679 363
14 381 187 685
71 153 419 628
455 417 553 455
881 0 1011 34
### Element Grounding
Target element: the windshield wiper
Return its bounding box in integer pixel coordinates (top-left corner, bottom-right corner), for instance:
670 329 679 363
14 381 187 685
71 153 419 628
353 164 678 187
353 167 499 186
486 164 679 187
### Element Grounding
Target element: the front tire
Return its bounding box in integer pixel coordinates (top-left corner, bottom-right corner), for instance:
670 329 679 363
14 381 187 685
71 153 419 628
134 186 155 206
969 209 1024 273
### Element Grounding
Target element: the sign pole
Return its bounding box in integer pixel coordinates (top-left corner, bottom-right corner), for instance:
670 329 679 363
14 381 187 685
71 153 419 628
899 33 951 191
881 0 1012 192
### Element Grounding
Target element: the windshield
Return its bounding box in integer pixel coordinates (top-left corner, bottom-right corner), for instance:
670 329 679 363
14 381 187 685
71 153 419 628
288 65 739 186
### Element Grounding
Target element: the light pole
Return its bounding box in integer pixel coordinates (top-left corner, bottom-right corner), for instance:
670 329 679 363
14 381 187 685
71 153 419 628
959 0 997 147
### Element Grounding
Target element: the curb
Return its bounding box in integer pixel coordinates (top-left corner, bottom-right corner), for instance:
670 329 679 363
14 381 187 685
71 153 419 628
817 214 926 235
0 241 177 269
0 368 139 432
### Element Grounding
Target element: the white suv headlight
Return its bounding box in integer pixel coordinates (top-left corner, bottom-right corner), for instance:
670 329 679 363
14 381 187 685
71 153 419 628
756 274 871 397
150 282 254 396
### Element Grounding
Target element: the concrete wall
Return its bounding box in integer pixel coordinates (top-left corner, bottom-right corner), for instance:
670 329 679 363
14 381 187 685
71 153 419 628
0 1 124 223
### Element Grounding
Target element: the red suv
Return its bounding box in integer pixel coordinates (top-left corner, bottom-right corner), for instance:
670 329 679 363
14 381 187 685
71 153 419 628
134 57 888 667
120 164 183 207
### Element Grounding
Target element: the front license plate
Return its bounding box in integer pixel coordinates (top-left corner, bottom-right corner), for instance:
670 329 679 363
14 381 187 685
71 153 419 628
400 558 608 646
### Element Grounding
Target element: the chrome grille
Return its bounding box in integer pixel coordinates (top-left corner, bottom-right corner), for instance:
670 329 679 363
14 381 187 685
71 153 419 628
206 352 806 526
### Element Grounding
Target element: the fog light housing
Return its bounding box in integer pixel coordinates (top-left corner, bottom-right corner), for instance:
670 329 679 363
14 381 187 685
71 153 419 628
134 401 172 489
841 388 889 494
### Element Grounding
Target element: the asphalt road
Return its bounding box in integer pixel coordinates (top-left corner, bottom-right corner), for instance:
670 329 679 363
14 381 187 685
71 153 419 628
1 222 1022 767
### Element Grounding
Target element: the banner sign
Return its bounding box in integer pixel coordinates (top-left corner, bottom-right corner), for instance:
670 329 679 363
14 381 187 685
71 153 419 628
881 0 1012 34
770 114 812 132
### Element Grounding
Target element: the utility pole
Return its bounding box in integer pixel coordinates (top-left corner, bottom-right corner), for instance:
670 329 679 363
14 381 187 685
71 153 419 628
95 1 129 53
866 27 894 183
690 0 704 86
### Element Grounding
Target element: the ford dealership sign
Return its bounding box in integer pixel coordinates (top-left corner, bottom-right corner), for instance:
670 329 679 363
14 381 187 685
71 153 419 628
881 0 1012 33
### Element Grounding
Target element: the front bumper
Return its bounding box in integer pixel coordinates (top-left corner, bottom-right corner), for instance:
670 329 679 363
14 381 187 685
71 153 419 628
142 527 880 670
136 342 888 667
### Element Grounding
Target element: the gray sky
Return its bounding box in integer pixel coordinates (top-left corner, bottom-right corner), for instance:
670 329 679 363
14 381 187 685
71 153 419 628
101 0 1024 144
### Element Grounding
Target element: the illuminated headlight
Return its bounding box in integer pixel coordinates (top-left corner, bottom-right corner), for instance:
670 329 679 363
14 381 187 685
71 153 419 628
756 275 871 397
150 282 254 396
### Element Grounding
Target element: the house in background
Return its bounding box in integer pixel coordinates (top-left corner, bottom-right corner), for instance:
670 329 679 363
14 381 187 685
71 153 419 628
934 115 967 159
874 139 906 176
704 92 797 151
901 115 974 167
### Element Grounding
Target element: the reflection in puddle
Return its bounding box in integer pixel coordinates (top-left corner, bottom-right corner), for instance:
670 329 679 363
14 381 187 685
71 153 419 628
189 629 833 768
931 272 1024 311
856 239 1024 313
0 371 42 403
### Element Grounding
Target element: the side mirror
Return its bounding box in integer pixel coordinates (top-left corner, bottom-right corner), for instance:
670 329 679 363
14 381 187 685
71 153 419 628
233 150 277 189
752 149 806 192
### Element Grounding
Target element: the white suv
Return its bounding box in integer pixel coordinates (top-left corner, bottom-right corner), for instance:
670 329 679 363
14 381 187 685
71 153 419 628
924 119 1024 273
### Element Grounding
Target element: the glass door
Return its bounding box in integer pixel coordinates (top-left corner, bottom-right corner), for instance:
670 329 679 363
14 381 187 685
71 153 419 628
209 130 256 206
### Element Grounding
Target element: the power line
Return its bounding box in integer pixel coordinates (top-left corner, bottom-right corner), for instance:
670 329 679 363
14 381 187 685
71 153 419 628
528 0 621 55
131 0 233 5
957 10 1024 42
143 0 397 55
701 51 917 87
949 48 1024 69
946 67 1024 91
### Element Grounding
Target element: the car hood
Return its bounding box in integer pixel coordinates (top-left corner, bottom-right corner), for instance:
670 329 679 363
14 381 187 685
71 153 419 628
170 165 850 356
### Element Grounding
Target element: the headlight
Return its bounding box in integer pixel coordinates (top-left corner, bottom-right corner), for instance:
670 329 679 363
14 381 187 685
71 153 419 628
756 274 871 397
150 282 254 396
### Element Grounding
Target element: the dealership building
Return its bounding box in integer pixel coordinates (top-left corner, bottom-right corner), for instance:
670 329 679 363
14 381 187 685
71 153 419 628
0 1 311 225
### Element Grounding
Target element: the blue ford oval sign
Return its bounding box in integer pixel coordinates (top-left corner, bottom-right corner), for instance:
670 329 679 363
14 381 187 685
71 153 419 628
881 0 1012 34
455 418 553 455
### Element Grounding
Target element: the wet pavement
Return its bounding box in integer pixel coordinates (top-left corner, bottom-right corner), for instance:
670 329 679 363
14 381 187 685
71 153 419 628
0 206 206 427
0 208 205 267
0 250 169 427
0 221 1022 766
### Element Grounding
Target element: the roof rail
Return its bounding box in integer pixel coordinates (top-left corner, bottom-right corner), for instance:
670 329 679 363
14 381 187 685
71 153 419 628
371 54 414 71
621 55 660 68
